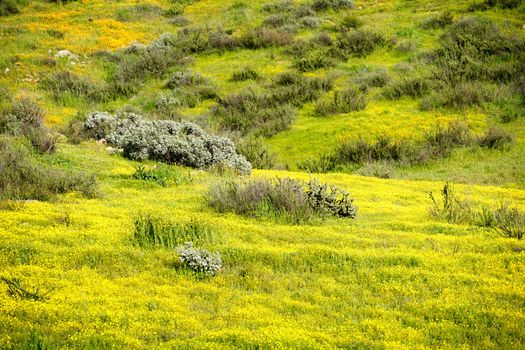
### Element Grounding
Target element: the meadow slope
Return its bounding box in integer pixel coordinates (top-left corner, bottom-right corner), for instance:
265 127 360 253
0 0 524 348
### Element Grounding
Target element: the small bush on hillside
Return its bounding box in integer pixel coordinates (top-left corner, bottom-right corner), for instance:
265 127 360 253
477 126 514 149
383 75 431 100
420 11 453 30
467 0 522 11
0 0 22 16
338 15 362 31
311 0 354 11
132 164 193 186
165 70 208 88
133 214 212 249
177 242 222 276
429 182 473 224
420 81 493 110
214 73 332 136
261 0 294 13
236 137 276 169
238 27 294 49
356 161 394 179
206 177 357 224
0 97 56 154
315 88 367 116
354 67 389 89
84 112 251 174
41 71 107 102
263 14 287 28
231 66 260 81
337 29 385 58
299 16 321 28
0 138 97 201
429 183 525 239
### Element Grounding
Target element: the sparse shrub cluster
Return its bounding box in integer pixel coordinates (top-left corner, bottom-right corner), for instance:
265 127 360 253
315 87 367 116
132 214 212 249
467 0 522 11
0 97 56 153
429 182 524 239
41 71 109 102
353 67 389 89
231 66 260 81
213 72 332 136
0 138 97 201
115 4 163 22
310 0 354 11
206 177 357 224
419 11 453 30
285 27 386 71
132 164 193 186
298 122 514 173
84 112 251 174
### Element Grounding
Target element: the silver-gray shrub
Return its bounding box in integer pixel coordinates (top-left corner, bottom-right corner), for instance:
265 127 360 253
176 242 222 276
84 112 251 174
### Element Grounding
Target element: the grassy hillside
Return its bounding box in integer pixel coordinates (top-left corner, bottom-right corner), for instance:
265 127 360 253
1 0 524 348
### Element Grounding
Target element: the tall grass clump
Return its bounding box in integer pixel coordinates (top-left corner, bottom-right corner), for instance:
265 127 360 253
132 214 212 249
207 177 357 224
429 183 525 239
41 71 108 102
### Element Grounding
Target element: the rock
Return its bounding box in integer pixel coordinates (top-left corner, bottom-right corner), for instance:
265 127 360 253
55 50 77 60
96 138 107 145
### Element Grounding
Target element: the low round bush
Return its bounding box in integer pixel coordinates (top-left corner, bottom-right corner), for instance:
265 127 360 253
84 112 251 174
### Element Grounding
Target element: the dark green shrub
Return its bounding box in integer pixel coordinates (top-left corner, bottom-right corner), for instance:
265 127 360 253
337 29 385 58
311 0 354 11
477 126 514 149
383 75 431 100
0 0 22 16
354 67 389 89
293 50 335 71
132 214 212 249
238 27 294 49
0 98 56 154
297 155 337 173
132 164 193 186
231 66 260 81
263 14 287 28
420 81 492 110
468 0 522 11
338 15 362 31
315 88 367 116
0 138 97 201
206 177 357 224
420 11 453 30
214 73 332 136
236 137 276 169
